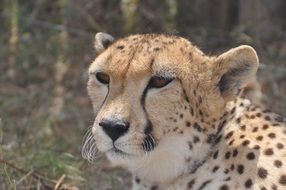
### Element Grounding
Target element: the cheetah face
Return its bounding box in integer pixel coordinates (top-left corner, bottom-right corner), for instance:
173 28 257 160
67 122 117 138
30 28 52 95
82 33 201 165
87 50 186 161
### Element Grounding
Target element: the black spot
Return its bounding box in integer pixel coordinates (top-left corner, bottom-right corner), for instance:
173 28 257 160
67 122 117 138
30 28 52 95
190 107 194 116
187 179 195 188
225 151 231 159
240 125 246 130
272 184 278 190
230 107 236 114
257 167 268 179
212 166 219 173
237 164 244 174
150 185 158 190
264 116 271 121
198 180 212 190
220 184 229 190
228 139 235 146
279 175 286 185
274 160 282 168
188 141 193 150
277 143 284 149
242 140 250 146
256 136 263 141
198 96 202 103
262 124 269 130
252 127 258 132
193 136 200 143
116 45 125 49
245 179 253 188
213 150 219 159
267 133 276 139
193 122 202 132
153 47 160 51
264 148 274 156
199 110 204 116
256 113 262 117
135 177 141 184
230 164 234 170
246 152 255 160
186 121 191 127
225 131 234 139
224 177 231 181
232 149 238 157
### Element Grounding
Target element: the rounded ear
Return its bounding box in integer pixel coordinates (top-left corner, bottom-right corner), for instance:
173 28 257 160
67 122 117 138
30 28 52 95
94 32 114 53
214 45 259 102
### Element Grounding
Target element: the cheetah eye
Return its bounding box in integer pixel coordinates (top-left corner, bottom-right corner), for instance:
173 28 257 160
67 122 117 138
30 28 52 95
148 76 174 88
95 72 110 85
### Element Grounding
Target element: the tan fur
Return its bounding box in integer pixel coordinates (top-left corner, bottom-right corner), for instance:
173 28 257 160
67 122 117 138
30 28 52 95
84 34 286 190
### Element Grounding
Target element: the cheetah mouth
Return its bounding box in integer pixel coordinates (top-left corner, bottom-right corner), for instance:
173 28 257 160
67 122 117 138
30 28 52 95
108 147 129 155
106 145 141 158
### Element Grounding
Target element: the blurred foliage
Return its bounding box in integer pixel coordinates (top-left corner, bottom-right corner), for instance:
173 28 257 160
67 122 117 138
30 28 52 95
0 0 285 189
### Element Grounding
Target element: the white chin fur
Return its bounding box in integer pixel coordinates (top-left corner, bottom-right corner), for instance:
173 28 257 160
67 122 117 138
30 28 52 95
107 135 191 184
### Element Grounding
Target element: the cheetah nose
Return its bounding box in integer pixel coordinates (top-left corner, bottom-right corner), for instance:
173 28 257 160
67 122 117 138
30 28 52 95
99 119 130 142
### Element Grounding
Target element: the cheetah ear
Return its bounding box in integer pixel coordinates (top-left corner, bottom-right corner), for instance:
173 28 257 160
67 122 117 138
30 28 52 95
215 45 259 102
94 32 114 53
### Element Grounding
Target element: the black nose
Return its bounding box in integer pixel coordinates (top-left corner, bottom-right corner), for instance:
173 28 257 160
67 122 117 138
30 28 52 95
99 119 130 141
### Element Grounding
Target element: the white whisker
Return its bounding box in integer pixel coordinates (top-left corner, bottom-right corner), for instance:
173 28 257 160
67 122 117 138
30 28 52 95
81 127 98 163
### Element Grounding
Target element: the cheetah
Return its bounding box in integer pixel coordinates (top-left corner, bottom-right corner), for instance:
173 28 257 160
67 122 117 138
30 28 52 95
82 33 286 190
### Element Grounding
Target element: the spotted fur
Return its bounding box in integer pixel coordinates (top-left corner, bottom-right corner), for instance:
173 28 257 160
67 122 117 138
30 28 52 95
83 33 286 190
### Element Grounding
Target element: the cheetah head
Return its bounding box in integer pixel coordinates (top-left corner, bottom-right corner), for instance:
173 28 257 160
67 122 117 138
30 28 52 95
82 33 259 174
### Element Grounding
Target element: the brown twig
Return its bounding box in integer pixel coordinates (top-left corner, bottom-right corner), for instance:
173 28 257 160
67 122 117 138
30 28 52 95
54 174 66 190
0 158 56 185
16 169 34 186
0 158 79 190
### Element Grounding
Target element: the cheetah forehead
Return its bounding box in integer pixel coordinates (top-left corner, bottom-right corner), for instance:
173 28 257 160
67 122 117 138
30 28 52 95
89 34 208 78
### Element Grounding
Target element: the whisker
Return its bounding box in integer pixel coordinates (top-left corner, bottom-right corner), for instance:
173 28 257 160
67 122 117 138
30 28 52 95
81 127 98 163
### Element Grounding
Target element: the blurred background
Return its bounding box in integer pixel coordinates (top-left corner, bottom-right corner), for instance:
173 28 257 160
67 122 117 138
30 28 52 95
0 0 285 189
